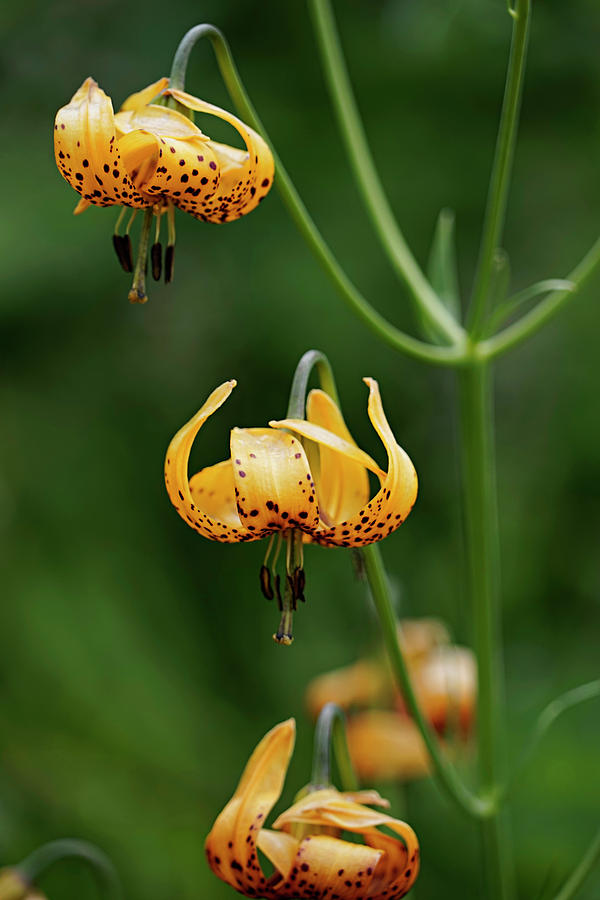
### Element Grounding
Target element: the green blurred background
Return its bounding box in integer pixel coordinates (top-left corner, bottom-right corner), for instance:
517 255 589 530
2 0 600 896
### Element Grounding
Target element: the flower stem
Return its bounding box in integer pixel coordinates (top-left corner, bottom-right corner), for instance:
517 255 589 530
311 702 359 791
361 542 488 819
16 839 122 900
307 0 464 346
552 829 600 900
457 362 514 900
468 0 531 336
478 233 600 359
287 349 340 419
168 24 465 366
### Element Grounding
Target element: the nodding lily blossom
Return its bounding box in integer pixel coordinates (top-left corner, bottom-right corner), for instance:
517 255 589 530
305 619 477 781
54 77 274 302
205 719 420 899
164 378 418 643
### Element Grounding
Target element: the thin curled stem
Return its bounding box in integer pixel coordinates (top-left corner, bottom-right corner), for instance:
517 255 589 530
499 680 600 803
552 829 600 900
311 702 359 791
17 839 122 900
167 24 466 367
287 349 340 418
361 543 489 819
467 0 531 335
478 234 600 359
307 0 464 346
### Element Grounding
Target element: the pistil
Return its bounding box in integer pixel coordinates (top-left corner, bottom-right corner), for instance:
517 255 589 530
128 208 154 303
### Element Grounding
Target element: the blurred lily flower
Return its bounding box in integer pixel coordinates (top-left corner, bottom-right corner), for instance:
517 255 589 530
205 719 420 899
345 711 430 782
0 869 44 900
164 378 418 643
306 619 477 780
54 77 274 301
305 618 450 718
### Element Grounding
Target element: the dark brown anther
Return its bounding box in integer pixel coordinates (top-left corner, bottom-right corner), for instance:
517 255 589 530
260 565 274 601
122 234 133 272
165 244 175 283
151 242 163 281
112 234 133 273
274 574 282 611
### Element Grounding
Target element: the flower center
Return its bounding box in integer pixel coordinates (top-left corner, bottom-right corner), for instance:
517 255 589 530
260 528 306 646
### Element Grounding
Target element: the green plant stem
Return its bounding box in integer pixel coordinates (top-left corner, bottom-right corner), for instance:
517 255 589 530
500 680 600 802
16 840 122 900
468 0 531 335
168 25 465 367
361 543 487 819
307 0 464 346
457 362 513 900
553 830 600 900
287 349 340 418
311 702 359 791
479 234 600 358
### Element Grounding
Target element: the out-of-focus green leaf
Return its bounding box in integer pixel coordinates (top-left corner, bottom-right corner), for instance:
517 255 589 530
421 208 461 343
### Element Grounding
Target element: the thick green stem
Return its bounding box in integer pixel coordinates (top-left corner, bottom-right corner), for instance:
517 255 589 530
552 829 600 900
468 0 531 335
16 840 122 900
307 0 464 346
311 702 359 791
457 363 513 900
362 543 487 819
167 25 465 367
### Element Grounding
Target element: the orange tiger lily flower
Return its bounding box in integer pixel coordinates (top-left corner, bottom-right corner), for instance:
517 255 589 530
164 378 418 643
205 719 420 899
54 76 274 302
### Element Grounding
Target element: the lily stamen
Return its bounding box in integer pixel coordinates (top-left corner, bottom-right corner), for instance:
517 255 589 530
151 209 163 281
128 208 153 303
165 204 176 284
112 207 133 273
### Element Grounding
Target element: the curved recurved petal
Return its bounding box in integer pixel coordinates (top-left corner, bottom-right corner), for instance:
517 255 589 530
119 77 169 113
273 789 397 833
166 88 274 221
189 459 241 528
115 104 206 140
54 78 148 210
313 379 418 548
365 821 420 899
306 389 371 523
164 381 256 542
230 428 320 535
205 719 296 896
117 130 221 212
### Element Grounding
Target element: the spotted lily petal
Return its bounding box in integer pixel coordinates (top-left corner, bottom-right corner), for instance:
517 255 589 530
230 428 320 534
117 128 221 213
54 78 148 211
366 823 420 900
166 87 274 221
164 380 256 543
188 459 241 528
272 379 417 547
205 719 295 895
